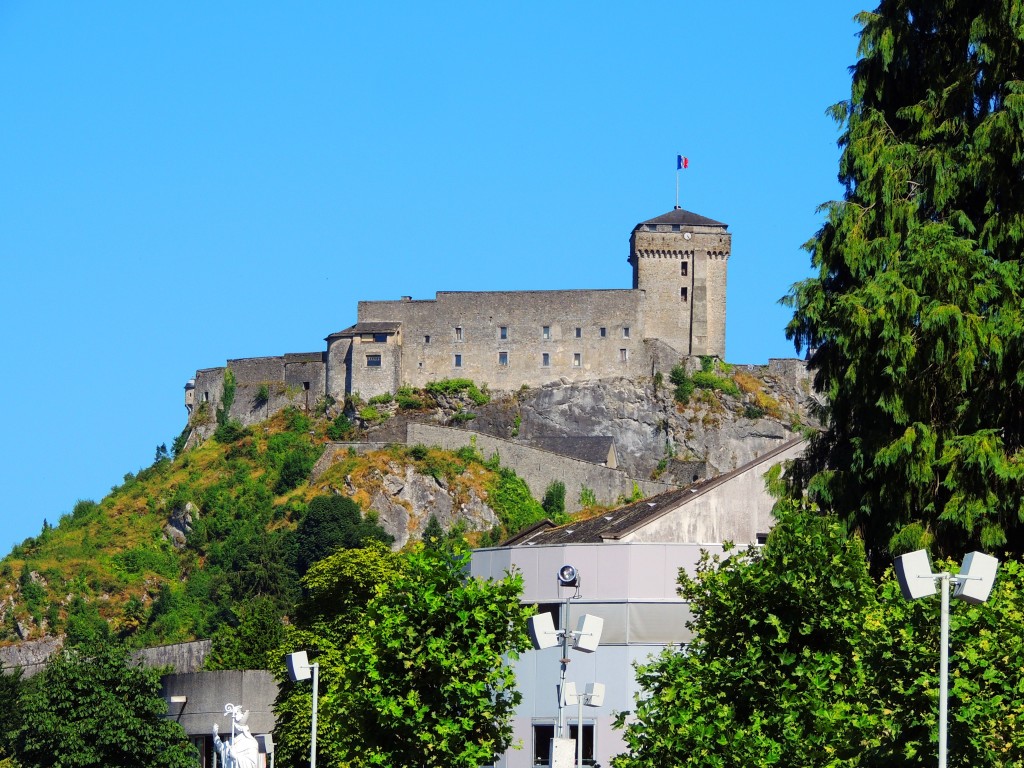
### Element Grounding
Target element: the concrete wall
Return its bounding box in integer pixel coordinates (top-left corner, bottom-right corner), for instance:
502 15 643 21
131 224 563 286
161 669 278 738
406 424 674 512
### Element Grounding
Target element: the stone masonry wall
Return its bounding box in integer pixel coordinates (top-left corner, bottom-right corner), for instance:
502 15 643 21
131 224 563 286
358 289 655 393
406 423 674 513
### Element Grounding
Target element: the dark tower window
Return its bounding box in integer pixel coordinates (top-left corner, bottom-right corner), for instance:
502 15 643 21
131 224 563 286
681 287 688 302
681 261 688 277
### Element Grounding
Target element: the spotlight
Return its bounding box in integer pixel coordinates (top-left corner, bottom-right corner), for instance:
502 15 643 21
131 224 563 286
557 564 579 587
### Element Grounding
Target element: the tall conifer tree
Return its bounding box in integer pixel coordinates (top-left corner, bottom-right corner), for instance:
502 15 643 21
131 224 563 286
785 1 1024 565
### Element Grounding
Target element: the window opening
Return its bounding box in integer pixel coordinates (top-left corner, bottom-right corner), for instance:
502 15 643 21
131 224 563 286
542 326 551 340
455 326 464 341
454 354 462 368
575 327 582 338
366 354 382 367
681 261 688 277
542 353 550 367
599 327 607 338
681 287 688 302
500 326 508 340
373 333 388 343
424 335 430 344
623 327 630 338
498 352 509 366
620 348 628 362
573 353 582 367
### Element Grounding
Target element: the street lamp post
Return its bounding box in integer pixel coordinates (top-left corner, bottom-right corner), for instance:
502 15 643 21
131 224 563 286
894 549 998 768
285 650 320 768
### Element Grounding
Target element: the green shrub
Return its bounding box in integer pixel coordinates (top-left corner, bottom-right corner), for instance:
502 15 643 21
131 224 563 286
408 444 430 461
488 467 546 534
579 486 597 507
358 406 385 424
216 369 237 427
395 387 425 409
327 413 355 440
254 384 270 406
283 407 312 433
699 355 715 373
214 420 249 444
424 378 490 405
541 481 566 517
692 371 741 397
744 404 766 420
368 392 393 405
450 410 476 424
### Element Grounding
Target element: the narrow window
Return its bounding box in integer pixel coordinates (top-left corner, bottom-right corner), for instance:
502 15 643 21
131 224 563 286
302 381 310 390
454 354 462 368
203 391 209 402
373 333 388 343
573 353 582 367
575 327 582 338
366 354 382 367
542 353 550 367
681 261 689 277
542 326 551 340
424 335 430 344
500 326 508 340
455 326 464 341
620 348 628 362
498 352 509 366
623 326 630 339
599 327 607 338
681 287 688 302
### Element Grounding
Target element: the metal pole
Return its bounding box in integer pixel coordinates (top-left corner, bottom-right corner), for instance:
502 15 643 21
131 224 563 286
311 662 319 768
557 597 570 738
939 572 949 768
576 692 584 768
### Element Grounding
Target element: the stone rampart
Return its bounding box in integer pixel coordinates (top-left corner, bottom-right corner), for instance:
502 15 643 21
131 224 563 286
406 424 675 513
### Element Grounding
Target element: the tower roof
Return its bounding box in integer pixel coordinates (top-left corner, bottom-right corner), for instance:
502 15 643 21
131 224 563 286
634 207 728 231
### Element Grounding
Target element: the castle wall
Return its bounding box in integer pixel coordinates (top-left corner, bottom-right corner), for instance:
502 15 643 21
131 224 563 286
348 331 402 399
406 424 674 512
326 337 352 402
358 289 653 392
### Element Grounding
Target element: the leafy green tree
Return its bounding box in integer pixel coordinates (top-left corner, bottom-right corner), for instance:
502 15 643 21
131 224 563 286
295 494 393 575
784 1 1024 566
273 543 531 768
0 670 23 764
613 509 1024 768
17 642 196 768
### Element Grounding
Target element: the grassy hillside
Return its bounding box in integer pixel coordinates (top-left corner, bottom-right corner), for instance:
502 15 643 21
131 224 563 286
0 403 547 651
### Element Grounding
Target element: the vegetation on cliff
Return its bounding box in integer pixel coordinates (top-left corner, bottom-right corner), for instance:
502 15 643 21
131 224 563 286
0 402 542 651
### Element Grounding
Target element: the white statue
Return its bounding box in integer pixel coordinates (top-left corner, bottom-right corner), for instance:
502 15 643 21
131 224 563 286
213 703 259 768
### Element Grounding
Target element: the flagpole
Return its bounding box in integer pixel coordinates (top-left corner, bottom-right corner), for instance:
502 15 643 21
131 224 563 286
675 167 679 208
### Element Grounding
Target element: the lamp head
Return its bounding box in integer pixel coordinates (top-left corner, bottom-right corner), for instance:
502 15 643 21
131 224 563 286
894 549 937 601
954 551 999 604
557 564 579 588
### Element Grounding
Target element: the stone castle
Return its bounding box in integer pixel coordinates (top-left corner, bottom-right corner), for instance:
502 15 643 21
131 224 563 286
185 206 730 423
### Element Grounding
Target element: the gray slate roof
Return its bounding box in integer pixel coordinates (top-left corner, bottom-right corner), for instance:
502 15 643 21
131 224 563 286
634 207 728 231
326 322 402 340
525 436 614 465
506 437 805 546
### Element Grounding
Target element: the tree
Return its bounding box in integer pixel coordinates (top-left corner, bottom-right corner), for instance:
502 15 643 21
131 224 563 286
613 509 1024 768
421 514 445 551
205 595 287 671
541 480 566 517
295 494 393 574
273 543 531 768
783 1 1024 567
16 642 197 768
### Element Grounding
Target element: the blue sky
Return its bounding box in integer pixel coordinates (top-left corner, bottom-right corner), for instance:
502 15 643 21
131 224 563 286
0 2 866 556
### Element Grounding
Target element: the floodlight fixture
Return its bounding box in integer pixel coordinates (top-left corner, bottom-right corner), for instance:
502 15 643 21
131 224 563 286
557 564 579 588
572 614 604 653
528 611 559 650
285 650 312 682
285 650 319 768
894 549 999 768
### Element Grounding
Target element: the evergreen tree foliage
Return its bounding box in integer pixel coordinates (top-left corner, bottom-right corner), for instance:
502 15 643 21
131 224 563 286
421 514 445 551
784 1 1024 565
16 642 197 768
295 494 393 575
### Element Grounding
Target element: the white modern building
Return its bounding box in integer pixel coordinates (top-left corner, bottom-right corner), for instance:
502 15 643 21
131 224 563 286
469 437 805 767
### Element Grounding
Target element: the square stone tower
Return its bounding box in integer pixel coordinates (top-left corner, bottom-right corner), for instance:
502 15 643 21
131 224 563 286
629 207 730 357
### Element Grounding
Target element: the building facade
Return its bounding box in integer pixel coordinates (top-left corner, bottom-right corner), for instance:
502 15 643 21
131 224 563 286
187 207 731 418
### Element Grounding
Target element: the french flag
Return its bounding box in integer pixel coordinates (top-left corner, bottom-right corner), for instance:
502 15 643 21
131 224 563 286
677 155 689 170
